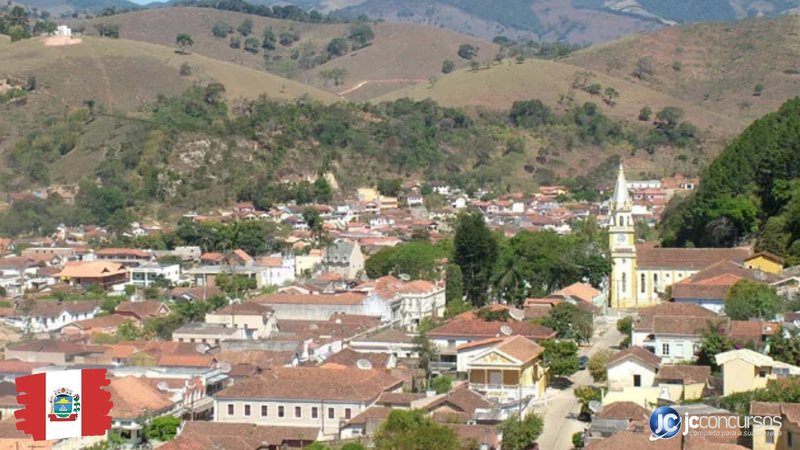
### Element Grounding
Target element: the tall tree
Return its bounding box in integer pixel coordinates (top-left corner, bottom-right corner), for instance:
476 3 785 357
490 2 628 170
373 410 459 450
725 280 781 320
454 212 498 306
176 33 193 53
498 414 544 450
445 264 463 304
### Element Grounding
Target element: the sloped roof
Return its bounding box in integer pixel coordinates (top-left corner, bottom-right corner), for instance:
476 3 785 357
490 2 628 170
429 313 556 340
425 386 492 414
252 292 367 306
56 261 127 279
491 335 545 363
636 245 751 270
115 301 168 319
163 422 319 450
596 401 649 421
656 365 711 385
585 431 681 450
553 282 601 303
67 314 128 330
108 376 174 419
95 248 150 258
215 366 402 402
607 346 661 369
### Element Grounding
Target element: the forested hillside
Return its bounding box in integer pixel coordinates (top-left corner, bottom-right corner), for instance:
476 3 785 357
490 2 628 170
660 97 800 262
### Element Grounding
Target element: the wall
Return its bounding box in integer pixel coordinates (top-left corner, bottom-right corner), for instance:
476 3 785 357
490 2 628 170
606 359 656 391
214 398 367 436
721 358 763 396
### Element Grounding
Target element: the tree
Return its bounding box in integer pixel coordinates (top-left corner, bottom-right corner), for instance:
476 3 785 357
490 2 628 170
603 87 619 106
430 375 452 394
313 176 332 203
117 319 141 341
572 431 585 449
374 409 460 450
633 56 654 80
638 106 652 121
588 349 613 382
237 18 253 36
212 21 231 38
244 36 260 53
457 43 479 60
468 60 480 71
445 264 463 304
349 23 374 48
319 68 347 86
326 37 349 58
655 106 684 130
261 28 276 50
725 280 781 320
94 23 119 38
697 321 735 370
541 303 593 344
540 339 580 378
144 415 181 441
769 327 800 366
454 212 498 306
509 99 553 128
574 385 601 414
175 33 193 53
229 35 241 49
498 414 544 450
377 178 402 196
754 83 764 96
617 316 633 347
441 59 455 74
279 31 299 46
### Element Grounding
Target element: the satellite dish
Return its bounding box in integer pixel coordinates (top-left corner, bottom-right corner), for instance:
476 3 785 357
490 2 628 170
500 325 513 336
156 381 170 392
216 362 232 374
355 359 373 370
195 343 208 354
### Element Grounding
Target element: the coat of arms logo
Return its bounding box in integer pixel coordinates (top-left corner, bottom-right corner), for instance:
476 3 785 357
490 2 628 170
48 388 80 422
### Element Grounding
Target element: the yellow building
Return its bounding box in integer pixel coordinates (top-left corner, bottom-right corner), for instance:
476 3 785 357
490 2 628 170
463 335 548 402
751 402 800 450
608 165 752 309
715 349 800 396
745 252 785 274
357 188 379 203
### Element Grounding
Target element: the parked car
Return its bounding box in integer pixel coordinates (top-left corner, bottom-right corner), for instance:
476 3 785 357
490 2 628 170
579 355 589 370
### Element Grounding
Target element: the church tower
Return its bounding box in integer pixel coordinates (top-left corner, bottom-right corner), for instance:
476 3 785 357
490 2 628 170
609 164 637 309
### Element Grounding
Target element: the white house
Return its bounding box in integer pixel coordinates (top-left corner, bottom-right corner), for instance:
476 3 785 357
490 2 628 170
5 301 101 332
257 254 296 287
129 263 181 287
606 346 662 391
631 303 722 363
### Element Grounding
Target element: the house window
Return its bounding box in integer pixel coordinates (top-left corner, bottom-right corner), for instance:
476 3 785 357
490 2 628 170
653 274 658 289
345 408 352 419
759 370 768 378
633 374 641 387
295 406 302 418
640 273 646 293
227 404 234 416
328 408 335 419
789 431 794 448
261 405 267 417
244 405 251 416
278 406 285 418
662 343 670 356
766 430 775 444
312 407 318 419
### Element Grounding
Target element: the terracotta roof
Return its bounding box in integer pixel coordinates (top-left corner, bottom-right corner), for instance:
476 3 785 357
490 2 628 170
656 365 711 385
168 286 223 300
553 282 601 303
425 386 492 414
232 249 253 264
523 304 553 319
108 376 174 419
750 401 783 416
428 317 556 340
635 245 751 270
256 256 283 267
172 422 319 449
157 353 215 368
26 300 100 318
636 302 724 336
215 350 297 368
210 302 273 316
456 337 505 352
321 348 391 369
596 401 650 421
345 406 392 426
216 366 402 402
639 302 718 319
375 392 426 406
56 261 127 279
585 431 681 450
115 301 168 320
7 339 103 356
447 424 500 448
607 346 661 369
746 251 785 264
357 328 415 344
95 248 150 258
492 335 545 362
0 358 50 374
66 314 128 331
729 320 779 344
200 252 225 263
252 292 367 306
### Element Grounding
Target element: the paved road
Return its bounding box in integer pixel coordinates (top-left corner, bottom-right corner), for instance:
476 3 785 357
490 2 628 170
536 314 623 450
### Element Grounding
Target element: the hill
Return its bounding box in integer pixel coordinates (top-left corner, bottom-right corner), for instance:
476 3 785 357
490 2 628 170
0 35 337 175
659 97 800 262
73 7 498 98
565 16 800 122
17 0 139 15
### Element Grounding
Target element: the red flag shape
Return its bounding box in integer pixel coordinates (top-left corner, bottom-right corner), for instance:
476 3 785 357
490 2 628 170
15 369 112 441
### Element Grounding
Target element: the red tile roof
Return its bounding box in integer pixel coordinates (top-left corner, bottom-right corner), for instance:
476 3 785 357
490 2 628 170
429 316 555 340
636 245 751 270
108 376 174 419
252 292 367 306
607 346 661 368
656 365 711 385
596 401 649 421
115 301 168 320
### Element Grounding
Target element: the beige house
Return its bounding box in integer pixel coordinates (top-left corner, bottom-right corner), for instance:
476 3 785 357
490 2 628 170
172 323 245 344
462 335 548 404
716 349 800 396
606 346 661 391
751 401 800 450
205 302 277 339
213 366 403 437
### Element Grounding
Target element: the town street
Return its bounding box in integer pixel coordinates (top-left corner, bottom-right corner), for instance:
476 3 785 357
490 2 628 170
536 314 624 450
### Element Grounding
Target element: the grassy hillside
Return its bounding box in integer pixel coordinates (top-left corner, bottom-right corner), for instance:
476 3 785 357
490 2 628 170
0 35 337 175
0 35 9 46
17 0 139 15
565 16 800 121
73 7 498 98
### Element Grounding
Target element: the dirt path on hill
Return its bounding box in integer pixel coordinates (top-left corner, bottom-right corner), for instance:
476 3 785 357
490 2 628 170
338 78 427 96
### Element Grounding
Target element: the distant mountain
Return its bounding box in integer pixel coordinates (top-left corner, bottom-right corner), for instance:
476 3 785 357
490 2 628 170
17 0 140 15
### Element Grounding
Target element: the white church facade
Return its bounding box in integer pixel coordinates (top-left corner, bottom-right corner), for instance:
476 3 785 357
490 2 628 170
608 165 752 309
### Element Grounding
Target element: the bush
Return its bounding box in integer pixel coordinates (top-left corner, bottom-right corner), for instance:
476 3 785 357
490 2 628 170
212 20 231 38
572 431 584 449
179 63 192 77
442 59 455 74
430 375 452 394
144 416 181 441
457 43 478 59
588 350 613 382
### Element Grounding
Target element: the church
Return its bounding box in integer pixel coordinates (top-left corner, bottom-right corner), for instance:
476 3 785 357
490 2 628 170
608 165 752 309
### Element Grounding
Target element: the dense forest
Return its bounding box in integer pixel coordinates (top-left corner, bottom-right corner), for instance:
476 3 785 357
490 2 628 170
660 97 800 262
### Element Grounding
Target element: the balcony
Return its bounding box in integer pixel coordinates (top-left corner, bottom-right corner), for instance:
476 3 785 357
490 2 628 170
470 383 539 402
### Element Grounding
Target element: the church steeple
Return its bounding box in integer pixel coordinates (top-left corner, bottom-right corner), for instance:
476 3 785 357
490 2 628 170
612 164 632 211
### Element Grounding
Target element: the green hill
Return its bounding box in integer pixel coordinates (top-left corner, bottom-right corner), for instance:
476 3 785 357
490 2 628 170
660 97 800 261
73 7 498 99
565 16 800 122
